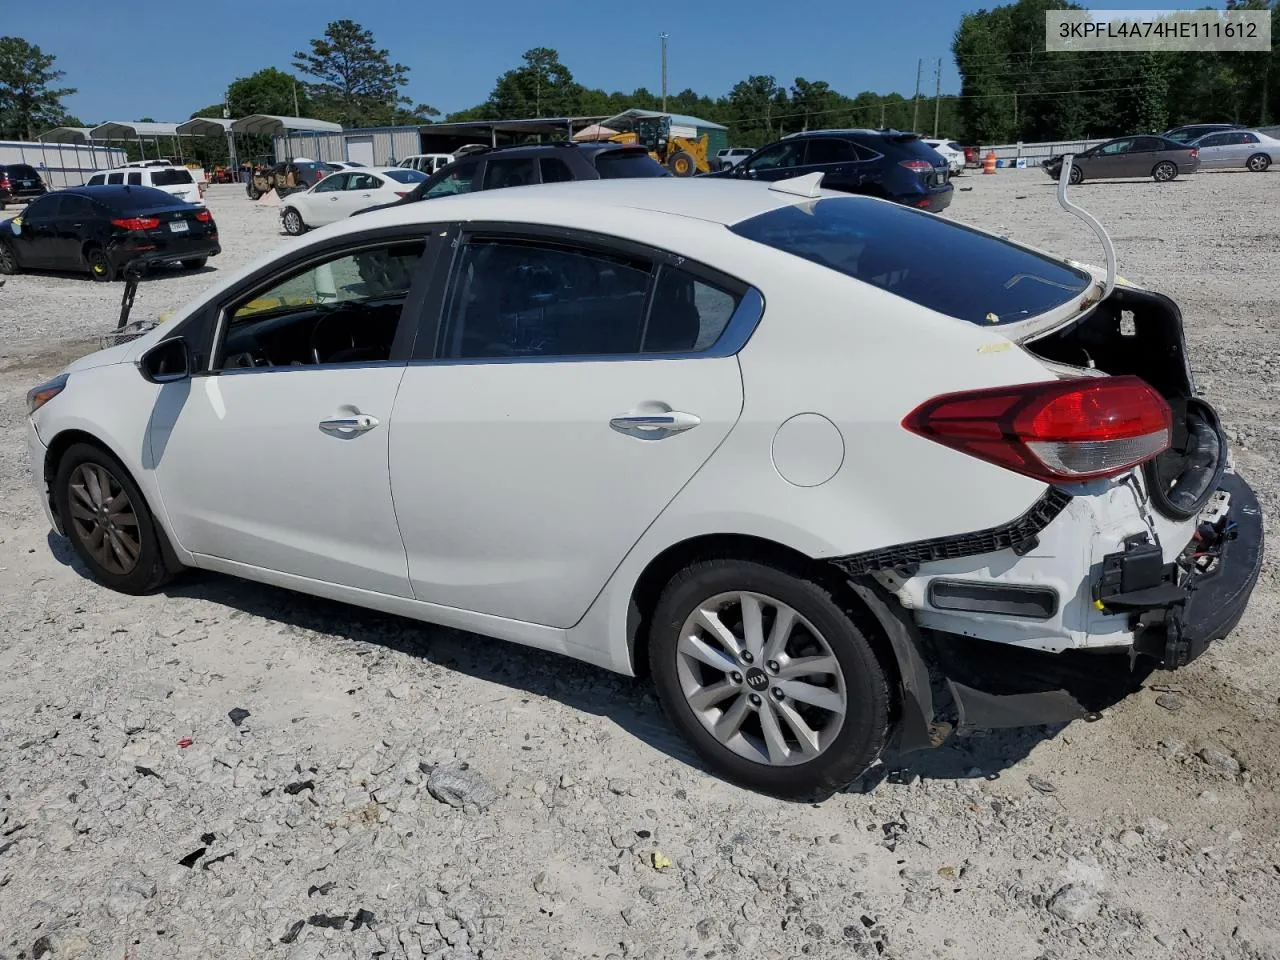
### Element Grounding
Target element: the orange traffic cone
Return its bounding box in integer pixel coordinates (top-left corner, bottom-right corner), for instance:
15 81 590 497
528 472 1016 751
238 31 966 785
982 152 997 174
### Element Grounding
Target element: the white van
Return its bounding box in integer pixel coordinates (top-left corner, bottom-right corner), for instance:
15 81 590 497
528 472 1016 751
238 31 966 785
86 165 205 205
398 154 454 176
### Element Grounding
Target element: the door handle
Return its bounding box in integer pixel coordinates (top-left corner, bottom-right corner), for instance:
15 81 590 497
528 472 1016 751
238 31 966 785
609 411 700 439
319 414 379 434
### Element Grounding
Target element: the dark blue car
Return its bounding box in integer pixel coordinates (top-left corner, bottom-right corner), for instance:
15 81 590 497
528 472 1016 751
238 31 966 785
705 128 953 213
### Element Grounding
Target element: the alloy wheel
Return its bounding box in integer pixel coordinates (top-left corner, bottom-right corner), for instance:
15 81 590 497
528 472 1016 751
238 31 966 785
1247 154 1270 172
1154 162 1176 182
675 591 847 766
67 462 141 575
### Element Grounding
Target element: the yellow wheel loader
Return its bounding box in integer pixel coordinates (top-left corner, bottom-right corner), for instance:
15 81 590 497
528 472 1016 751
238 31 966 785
609 115 709 177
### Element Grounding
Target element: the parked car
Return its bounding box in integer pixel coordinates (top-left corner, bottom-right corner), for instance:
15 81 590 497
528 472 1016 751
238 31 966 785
1042 136 1200 183
281 168 428 234
0 163 48 209
714 147 754 171
398 154 455 176
1189 129 1279 172
23 175 1261 795
922 138 966 176
0 185 219 281
706 129 953 212
87 165 205 205
353 142 670 216
1163 122 1245 143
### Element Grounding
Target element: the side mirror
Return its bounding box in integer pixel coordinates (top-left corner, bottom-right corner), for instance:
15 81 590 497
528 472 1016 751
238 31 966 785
138 336 191 384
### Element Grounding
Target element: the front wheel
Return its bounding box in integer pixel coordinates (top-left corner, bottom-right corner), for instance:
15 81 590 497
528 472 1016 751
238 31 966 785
52 443 178 594
246 185 262 200
667 150 696 177
282 207 306 236
1068 164 1084 185
648 558 890 797
0 239 17 275
1153 161 1178 182
1246 153 1271 172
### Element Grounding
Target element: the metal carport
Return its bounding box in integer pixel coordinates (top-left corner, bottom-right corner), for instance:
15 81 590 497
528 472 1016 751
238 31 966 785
177 117 238 172
230 116 343 164
89 121 184 162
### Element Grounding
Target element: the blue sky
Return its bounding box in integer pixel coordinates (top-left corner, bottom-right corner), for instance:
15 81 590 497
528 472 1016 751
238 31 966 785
11 0 1215 126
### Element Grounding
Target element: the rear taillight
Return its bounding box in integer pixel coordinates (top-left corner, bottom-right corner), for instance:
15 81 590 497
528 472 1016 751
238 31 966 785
1189 148 1199 159
112 216 160 231
194 209 213 222
903 376 1171 484
899 159 933 173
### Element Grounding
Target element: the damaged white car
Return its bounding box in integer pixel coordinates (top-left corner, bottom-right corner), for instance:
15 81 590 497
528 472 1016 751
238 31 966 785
25 170 1263 796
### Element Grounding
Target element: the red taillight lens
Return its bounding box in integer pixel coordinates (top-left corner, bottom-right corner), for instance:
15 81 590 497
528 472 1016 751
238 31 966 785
899 159 933 173
1189 148 1198 159
111 216 160 231
902 376 1172 483
194 209 213 222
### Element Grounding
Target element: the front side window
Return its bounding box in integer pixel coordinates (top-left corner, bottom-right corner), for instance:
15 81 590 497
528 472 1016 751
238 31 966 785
57 195 97 218
425 162 477 198
217 241 425 369
1099 139 1133 155
87 174 105 186
22 195 58 219
313 173 348 193
744 141 805 172
482 158 537 190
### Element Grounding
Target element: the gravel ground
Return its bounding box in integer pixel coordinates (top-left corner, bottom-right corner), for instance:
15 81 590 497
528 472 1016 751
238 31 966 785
0 175 1278 960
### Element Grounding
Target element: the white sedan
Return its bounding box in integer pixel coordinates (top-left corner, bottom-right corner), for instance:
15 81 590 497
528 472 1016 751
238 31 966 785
280 168 427 234
1189 129 1280 172
24 176 1262 796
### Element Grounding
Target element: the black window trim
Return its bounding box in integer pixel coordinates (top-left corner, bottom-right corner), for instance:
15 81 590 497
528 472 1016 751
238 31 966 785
181 224 449 377
409 221 765 365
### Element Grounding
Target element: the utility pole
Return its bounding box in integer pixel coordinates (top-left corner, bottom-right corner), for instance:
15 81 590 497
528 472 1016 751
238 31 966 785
911 58 923 133
1013 92 1018 128
292 83 300 117
879 100 886 129
660 33 669 113
932 58 942 137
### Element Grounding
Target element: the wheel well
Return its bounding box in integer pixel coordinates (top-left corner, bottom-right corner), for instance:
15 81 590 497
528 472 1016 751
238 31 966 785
626 534 904 701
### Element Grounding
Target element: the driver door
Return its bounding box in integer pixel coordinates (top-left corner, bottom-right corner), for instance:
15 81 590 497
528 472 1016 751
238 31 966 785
736 140 807 182
1087 138 1134 178
147 234 439 597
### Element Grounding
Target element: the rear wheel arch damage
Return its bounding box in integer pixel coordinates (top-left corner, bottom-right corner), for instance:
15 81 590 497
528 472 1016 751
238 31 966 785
626 534 940 760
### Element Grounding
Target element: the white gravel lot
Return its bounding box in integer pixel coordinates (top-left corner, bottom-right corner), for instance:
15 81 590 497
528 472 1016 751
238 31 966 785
0 174 1278 960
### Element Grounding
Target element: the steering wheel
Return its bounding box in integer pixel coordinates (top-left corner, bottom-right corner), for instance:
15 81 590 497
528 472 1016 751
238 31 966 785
309 304 365 365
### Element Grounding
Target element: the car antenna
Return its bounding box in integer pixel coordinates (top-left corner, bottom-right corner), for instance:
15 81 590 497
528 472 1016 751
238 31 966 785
1056 153 1117 301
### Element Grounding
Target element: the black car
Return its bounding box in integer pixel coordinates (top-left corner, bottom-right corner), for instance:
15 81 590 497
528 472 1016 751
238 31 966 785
705 129 953 213
0 163 48 209
1163 122 1245 144
353 142 669 215
0 185 220 281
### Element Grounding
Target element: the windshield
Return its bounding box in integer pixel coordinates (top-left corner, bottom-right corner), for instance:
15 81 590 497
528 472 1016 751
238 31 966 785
731 197 1091 326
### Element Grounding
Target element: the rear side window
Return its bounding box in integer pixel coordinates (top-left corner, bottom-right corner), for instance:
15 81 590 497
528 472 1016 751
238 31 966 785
540 157 574 183
731 197 1091 326
483 158 537 189
127 172 142 185
593 151 668 179
107 173 124 185
805 139 857 165
150 168 193 186
643 266 741 353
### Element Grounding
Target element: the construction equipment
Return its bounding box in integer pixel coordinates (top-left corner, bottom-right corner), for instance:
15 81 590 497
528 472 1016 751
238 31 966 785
609 115 709 177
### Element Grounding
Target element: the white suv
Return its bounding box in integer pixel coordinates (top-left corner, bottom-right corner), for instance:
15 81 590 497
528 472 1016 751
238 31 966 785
23 175 1262 796
398 154 454 176
86 165 204 205
715 147 753 171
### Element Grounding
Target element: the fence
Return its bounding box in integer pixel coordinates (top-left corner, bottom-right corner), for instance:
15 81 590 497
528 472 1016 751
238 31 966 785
978 138 1111 165
0 140 127 187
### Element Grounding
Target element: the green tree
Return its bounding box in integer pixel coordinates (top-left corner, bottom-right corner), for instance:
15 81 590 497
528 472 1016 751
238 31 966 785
293 20 412 127
0 36 77 140
229 67 309 118
486 47 582 118
727 75 783 145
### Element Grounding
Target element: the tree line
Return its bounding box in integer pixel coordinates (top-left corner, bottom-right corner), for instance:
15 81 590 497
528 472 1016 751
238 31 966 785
955 0 1278 144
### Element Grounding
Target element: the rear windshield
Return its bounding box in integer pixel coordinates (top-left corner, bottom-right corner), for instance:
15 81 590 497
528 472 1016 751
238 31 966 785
731 197 1091 326
150 168 193 186
593 150 669 179
5 165 39 179
117 185 190 210
384 168 427 183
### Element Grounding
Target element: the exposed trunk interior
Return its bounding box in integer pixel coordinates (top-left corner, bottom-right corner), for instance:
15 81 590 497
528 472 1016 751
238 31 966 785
1023 285 1225 520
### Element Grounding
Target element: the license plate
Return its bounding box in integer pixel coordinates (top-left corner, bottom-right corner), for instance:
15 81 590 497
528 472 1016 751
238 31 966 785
20 181 31 187
169 220 189 233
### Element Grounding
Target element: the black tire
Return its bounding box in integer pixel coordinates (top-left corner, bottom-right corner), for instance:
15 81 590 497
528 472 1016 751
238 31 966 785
1068 164 1084 185
1153 161 1177 182
0 238 17 275
246 185 262 200
84 246 115 282
282 207 306 236
180 257 208 271
1246 153 1271 172
667 150 696 177
648 557 890 798
52 442 178 595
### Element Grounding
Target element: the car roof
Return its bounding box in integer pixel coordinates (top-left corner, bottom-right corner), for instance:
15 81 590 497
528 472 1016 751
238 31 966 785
782 128 911 139
61 184 187 204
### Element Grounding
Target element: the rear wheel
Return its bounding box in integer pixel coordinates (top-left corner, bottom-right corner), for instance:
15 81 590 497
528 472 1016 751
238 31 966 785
53 443 178 594
1068 164 1084 185
648 557 890 797
246 184 262 200
1153 161 1178 182
282 207 306 236
0 239 17 275
667 150 696 177
1246 153 1271 172
84 246 115 282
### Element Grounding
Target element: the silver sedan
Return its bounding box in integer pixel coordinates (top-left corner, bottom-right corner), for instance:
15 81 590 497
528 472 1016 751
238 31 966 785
1190 129 1280 172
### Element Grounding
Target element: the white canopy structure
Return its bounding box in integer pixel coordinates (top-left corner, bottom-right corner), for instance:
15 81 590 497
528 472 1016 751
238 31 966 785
89 121 181 140
36 126 95 144
230 115 342 136
175 117 235 137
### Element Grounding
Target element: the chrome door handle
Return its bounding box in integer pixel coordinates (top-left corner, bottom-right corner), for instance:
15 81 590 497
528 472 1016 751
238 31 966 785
319 414 379 434
609 411 700 439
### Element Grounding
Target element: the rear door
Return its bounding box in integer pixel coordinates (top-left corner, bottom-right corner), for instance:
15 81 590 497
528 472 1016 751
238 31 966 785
388 226 754 628
1130 137 1167 177
802 137 861 187
1224 131 1259 164
339 172 385 215
50 194 99 264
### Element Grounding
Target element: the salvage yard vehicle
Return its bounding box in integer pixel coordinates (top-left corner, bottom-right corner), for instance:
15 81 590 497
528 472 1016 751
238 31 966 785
1042 136 1200 183
281 168 427 235
87 165 205 206
0 185 219 281
1163 122 1244 143
24 174 1262 796
246 160 334 200
1188 129 1280 172
0 163 48 209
